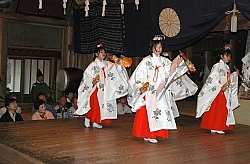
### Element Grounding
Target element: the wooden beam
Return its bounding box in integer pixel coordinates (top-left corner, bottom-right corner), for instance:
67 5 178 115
0 12 69 28
0 18 7 86
212 14 250 32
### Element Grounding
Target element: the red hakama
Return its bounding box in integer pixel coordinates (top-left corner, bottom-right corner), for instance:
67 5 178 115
86 88 111 124
200 90 233 130
132 105 168 139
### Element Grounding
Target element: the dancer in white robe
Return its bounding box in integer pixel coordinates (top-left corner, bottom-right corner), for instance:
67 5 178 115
127 35 198 143
75 44 129 128
241 51 250 99
196 44 239 134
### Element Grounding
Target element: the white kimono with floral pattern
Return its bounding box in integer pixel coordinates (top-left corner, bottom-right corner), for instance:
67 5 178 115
75 58 129 120
127 54 198 132
196 59 239 126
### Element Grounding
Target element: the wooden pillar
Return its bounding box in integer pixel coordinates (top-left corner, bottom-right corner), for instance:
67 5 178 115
204 51 211 68
61 26 75 69
230 38 236 72
186 46 193 61
0 18 8 91
67 26 76 68
204 51 211 84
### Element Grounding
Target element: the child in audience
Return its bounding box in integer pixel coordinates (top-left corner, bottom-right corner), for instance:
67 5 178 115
117 96 131 115
65 90 74 109
68 97 78 118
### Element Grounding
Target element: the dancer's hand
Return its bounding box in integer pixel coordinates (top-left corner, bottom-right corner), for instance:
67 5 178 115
140 82 149 94
222 81 230 91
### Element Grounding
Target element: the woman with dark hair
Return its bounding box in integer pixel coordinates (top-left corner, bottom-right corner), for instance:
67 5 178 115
75 44 129 128
0 94 23 122
127 35 197 143
32 99 55 120
0 93 22 118
196 44 239 134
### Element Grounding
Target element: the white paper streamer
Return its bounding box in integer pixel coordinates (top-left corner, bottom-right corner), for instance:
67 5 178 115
85 0 89 17
121 0 124 14
63 0 67 15
135 0 139 10
102 0 107 17
39 0 42 9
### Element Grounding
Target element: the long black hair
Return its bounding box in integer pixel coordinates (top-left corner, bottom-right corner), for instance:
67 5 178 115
149 35 165 56
214 44 232 64
93 44 106 61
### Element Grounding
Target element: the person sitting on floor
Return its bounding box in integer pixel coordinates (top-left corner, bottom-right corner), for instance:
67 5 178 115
0 94 24 122
117 96 132 115
68 96 79 118
31 93 56 118
0 93 22 119
53 96 69 119
65 90 74 109
32 99 55 120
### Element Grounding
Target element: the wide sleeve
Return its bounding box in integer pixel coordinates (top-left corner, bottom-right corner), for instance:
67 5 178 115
171 74 198 101
157 57 188 100
105 62 129 101
127 58 148 112
75 62 96 115
228 71 239 110
196 64 222 118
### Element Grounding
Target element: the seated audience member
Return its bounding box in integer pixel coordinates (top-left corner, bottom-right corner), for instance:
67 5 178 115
32 99 55 120
68 96 78 118
0 93 22 118
31 93 56 118
65 90 74 109
53 96 69 119
30 69 55 103
117 96 132 115
0 95 24 122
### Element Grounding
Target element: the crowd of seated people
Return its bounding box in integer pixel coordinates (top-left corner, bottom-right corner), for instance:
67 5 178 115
0 92 133 122
0 91 80 122
0 88 132 122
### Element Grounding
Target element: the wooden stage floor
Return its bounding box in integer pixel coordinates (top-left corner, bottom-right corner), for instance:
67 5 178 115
1 111 250 164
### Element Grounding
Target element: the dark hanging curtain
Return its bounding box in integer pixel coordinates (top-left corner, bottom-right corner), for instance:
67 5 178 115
237 0 250 20
74 0 250 57
74 3 124 55
123 0 234 56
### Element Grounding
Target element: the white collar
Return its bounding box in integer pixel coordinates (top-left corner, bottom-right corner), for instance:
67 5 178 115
152 53 161 64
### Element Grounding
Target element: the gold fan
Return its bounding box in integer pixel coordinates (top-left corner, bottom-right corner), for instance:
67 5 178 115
159 8 180 37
